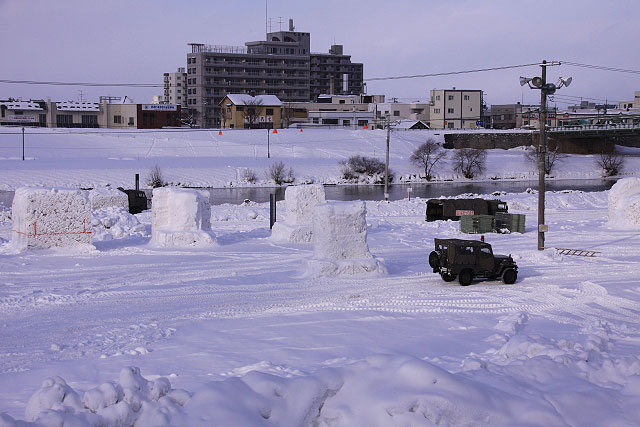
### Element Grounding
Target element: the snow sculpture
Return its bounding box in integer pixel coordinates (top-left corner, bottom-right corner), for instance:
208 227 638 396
608 177 640 229
10 187 93 250
88 186 129 211
271 184 326 243
306 201 386 276
151 187 216 247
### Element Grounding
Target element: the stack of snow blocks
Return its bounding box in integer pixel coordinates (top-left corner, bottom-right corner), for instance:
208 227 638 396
271 183 326 243
151 187 216 247
307 201 386 277
11 187 92 250
608 177 640 229
88 186 129 211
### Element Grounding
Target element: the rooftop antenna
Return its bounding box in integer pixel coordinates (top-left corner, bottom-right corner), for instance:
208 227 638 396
265 0 268 38
277 16 284 31
78 90 85 103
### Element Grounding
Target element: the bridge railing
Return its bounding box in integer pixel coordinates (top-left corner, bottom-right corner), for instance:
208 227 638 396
549 123 640 132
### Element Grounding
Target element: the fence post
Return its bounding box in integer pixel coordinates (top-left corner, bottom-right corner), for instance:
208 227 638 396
269 193 276 229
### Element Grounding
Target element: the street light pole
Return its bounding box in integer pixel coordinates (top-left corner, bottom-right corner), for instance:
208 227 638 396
384 115 390 201
22 127 25 161
538 60 547 251
267 127 270 158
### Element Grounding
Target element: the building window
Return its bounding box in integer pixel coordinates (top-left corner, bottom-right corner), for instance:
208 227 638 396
448 95 454 101
436 95 440 101
464 95 470 100
266 108 274 115
114 115 122 124
393 111 400 116
81 115 98 126
447 108 454 114
56 114 73 127
192 88 196 94
434 108 440 114
128 117 134 125
236 106 244 112
192 78 196 84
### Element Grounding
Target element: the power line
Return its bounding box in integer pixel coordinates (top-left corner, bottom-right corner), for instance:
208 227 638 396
0 79 162 88
364 62 546 81
561 62 640 75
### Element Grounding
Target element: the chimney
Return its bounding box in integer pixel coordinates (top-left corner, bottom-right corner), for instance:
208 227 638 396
289 19 294 31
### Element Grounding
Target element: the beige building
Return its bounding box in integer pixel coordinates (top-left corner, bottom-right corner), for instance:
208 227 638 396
219 94 282 129
0 100 46 126
164 68 187 108
617 90 640 110
429 89 482 129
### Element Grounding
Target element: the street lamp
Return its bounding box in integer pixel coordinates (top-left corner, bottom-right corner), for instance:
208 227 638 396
520 60 572 250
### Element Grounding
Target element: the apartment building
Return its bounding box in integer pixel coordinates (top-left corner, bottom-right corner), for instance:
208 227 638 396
185 19 363 128
429 89 483 129
163 68 188 108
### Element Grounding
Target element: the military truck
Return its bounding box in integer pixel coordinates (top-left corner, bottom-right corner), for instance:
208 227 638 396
425 198 508 221
428 238 518 286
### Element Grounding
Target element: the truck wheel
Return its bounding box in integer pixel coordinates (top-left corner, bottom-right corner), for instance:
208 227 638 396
441 272 456 282
459 269 473 286
428 251 440 269
502 268 517 284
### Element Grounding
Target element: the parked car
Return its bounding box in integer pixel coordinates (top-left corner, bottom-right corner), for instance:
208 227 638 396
429 238 518 286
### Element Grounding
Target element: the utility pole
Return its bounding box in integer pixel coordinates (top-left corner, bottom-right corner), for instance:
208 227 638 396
22 127 25 161
267 127 270 158
537 60 547 251
384 115 390 201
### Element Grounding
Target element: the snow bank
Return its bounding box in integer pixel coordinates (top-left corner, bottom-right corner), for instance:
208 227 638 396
91 207 148 241
151 188 216 247
12 367 190 426
88 186 128 211
271 184 325 243
306 201 386 276
12 357 572 426
10 187 93 250
608 177 640 229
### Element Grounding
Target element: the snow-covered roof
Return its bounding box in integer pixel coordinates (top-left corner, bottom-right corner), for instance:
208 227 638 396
0 101 43 111
56 102 101 112
390 120 430 129
222 94 282 107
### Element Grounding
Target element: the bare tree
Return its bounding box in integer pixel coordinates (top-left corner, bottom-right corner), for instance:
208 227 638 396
266 161 295 185
242 99 264 129
596 150 625 177
281 102 296 128
524 144 567 176
181 108 200 128
146 164 166 188
410 138 447 181
219 104 230 128
452 148 487 179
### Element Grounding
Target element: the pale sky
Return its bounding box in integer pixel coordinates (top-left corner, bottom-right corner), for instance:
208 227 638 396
1 0 639 107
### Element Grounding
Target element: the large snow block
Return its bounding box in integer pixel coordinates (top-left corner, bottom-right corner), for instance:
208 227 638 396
271 184 326 243
10 187 92 250
151 187 215 247
306 201 386 276
608 177 640 229
89 186 129 211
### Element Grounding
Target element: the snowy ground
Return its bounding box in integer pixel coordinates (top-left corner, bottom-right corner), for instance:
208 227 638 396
1 189 639 425
0 127 638 191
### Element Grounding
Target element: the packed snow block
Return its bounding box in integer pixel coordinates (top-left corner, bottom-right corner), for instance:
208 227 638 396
151 187 215 247
306 201 386 276
10 187 92 250
271 184 326 243
88 186 129 211
608 177 640 229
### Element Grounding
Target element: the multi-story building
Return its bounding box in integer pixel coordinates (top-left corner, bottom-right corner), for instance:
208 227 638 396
490 103 523 129
429 89 483 129
186 19 363 128
163 68 187 108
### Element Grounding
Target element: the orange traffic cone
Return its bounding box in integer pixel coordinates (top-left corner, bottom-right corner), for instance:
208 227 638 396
218 130 223 135
363 125 369 129
272 129 278 134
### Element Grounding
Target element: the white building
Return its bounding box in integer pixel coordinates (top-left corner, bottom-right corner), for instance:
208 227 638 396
307 109 374 127
0 100 45 126
164 68 187 108
617 91 640 110
370 101 430 125
429 89 483 129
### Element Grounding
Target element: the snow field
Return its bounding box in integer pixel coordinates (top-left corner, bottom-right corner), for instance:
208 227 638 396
0 189 640 425
271 183 325 243
10 187 93 250
150 187 216 247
